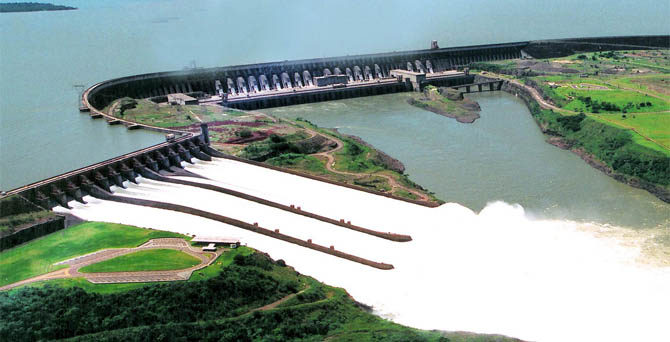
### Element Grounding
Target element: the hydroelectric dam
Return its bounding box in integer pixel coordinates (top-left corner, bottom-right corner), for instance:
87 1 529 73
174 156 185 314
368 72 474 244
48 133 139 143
3 35 669 271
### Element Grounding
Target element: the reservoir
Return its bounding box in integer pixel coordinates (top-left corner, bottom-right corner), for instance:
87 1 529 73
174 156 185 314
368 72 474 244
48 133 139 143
2 1 670 340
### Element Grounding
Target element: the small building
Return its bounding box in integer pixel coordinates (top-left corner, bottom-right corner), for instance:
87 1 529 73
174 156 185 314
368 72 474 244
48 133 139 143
389 69 426 91
192 236 241 248
202 243 217 252
313 74 348 87
167 93 198 105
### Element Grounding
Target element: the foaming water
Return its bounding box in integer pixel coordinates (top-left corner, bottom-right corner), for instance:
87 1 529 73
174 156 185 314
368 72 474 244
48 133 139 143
55 159 670 342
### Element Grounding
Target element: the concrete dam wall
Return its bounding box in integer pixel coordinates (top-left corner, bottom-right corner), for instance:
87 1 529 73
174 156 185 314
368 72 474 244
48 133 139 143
85 35 669 112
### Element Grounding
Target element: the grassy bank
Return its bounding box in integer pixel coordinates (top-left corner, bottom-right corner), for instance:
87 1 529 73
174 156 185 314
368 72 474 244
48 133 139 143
526 100 669 193
0 222 187 287
79 249 201 273
474 49 670 199
0 242 521 342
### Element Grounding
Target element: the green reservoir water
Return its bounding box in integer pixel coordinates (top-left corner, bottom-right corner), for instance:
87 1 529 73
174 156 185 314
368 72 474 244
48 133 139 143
1 0 668 228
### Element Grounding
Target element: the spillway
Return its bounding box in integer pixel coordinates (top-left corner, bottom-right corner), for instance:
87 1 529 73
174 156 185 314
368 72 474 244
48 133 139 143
54 157 670 342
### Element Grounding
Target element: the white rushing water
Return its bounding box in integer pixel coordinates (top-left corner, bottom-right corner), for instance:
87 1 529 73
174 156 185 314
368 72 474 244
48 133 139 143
55 158 670 342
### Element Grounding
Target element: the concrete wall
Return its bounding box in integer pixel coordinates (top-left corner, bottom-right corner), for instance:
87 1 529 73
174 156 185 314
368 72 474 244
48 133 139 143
0 216 65 251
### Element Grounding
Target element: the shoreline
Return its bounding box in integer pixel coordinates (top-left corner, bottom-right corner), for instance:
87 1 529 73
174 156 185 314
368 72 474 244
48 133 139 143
407 87 482 124
502 80 670 204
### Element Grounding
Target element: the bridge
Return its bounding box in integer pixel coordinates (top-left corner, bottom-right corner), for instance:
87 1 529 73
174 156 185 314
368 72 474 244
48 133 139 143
450 79 505 93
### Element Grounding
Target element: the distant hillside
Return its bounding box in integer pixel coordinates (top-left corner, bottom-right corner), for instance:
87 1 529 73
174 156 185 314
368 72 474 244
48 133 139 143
0 2 77 13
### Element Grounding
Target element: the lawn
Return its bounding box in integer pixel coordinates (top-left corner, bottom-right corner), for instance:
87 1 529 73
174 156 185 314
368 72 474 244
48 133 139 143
13 247 255 294
553 84 668 113
79 249 200 273
0 222 187 287
592 112 670 154
610 74 670 98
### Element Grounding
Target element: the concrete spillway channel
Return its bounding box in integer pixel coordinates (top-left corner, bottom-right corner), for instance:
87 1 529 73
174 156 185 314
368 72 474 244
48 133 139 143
137 168 412 242
85 184 395 270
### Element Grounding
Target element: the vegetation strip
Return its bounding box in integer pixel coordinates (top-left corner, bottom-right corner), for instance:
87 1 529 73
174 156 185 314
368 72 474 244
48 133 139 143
215 154 440 207
88 186 395 270
140 167 412 242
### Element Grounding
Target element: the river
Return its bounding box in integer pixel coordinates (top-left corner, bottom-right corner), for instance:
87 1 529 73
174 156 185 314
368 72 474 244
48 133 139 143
266 92 670 229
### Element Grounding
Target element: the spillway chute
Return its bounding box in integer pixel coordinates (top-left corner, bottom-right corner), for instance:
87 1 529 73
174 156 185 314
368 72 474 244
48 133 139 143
293 72 303 88
374 64 383 78
248 75 259 93
364 65 373 80
426 60 434 73
406 62 414 72
323 68 332 76
415 60 425 73
272 74 282 90
345 68 354 82
226 78 237 96
259 74 271 91
353 66 363 81
215 79 224 97
281 72 292 89
236 76 248 95
303 70 313 86
334 67 342 75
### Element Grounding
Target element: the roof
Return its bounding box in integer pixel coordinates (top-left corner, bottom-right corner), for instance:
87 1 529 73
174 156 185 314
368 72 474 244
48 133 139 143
167 93 197 102
192 236 240 244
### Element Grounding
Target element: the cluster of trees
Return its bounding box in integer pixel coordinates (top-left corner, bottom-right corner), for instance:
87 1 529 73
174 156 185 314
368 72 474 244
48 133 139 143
0 254 298 341
241 134 305 161
577 96 621 112
556 113 586 132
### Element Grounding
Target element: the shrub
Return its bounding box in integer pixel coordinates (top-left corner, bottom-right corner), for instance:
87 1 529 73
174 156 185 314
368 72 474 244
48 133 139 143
238 129 252 138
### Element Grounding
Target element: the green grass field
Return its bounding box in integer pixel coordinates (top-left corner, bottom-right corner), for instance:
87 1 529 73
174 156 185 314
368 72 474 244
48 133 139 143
110 99 248 128
79 249 200 273
555 87 668 113
0 222 187 287
610 74 670 98
592 112 670 153
16 246 255 294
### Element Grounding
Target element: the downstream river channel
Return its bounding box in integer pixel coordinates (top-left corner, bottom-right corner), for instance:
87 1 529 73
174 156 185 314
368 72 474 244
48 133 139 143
267 93 670 229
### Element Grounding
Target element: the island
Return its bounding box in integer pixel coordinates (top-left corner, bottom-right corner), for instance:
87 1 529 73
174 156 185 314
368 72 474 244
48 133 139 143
0 2 77 13
407 85 482 123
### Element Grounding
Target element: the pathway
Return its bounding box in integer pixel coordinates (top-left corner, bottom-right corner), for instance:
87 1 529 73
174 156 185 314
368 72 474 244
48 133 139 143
488 72 670 153
299 123 431 202
0 238 221 291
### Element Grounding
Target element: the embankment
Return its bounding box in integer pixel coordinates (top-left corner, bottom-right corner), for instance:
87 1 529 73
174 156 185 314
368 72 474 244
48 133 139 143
502 81 670 203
